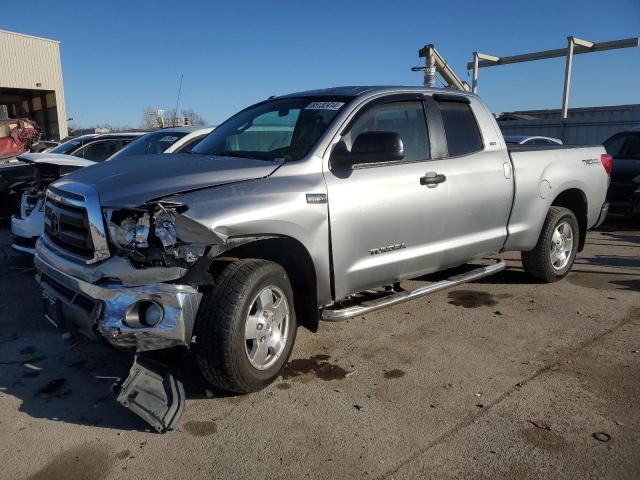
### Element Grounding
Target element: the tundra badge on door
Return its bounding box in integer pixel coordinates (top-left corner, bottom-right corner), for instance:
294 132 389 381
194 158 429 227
369 243 406 255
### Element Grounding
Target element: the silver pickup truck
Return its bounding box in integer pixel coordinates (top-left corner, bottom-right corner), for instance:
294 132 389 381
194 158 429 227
33 86 610 425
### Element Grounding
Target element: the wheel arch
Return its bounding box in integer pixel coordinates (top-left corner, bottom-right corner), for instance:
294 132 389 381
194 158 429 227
550 188 588 251
210 236 320 332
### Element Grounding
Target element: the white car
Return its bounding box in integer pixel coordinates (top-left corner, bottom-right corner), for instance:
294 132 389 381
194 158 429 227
11 126 213 253
107 126 213 161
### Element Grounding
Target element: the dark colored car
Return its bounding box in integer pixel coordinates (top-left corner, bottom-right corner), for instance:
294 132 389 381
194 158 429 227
603 130 640 217
0 133 143 221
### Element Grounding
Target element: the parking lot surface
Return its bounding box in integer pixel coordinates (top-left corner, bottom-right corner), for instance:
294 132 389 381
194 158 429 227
0 222 638 480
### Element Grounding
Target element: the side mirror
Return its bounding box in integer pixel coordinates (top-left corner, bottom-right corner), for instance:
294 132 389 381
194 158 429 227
330 131 405 171
330 141 353 170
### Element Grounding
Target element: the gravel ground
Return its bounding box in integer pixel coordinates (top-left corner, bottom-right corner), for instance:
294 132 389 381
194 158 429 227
0 220 638 480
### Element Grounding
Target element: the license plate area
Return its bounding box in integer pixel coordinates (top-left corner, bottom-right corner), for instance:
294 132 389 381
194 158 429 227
42 289 64 328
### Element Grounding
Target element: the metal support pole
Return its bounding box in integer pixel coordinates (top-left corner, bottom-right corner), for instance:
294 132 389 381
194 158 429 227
424 47 436 87
561 37 575 119
472 52 479 93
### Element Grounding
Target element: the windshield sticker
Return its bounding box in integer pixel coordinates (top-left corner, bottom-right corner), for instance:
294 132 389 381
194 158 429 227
159 136 179 142
305 102 345 111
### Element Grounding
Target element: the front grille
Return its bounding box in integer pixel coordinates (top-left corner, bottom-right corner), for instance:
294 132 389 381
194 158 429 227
44 195 94 258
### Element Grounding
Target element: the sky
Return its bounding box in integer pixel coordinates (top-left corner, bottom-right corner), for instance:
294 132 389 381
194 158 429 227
2 0 639 128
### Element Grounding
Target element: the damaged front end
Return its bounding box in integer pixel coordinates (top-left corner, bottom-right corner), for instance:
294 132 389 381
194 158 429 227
105 201 216 271
35 198 224 354
35 200 217 432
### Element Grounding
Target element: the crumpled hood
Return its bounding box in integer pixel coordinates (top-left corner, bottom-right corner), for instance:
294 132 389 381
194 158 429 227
54 153 282 207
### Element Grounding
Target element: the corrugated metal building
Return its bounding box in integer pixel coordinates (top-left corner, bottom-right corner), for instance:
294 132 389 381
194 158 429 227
497 104 640 146
0 29 67 140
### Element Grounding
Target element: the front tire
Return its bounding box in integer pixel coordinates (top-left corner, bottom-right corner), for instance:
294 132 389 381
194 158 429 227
195 259 297 393
521 206 579 282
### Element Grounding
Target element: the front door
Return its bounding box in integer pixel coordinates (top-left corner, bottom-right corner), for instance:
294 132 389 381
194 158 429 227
325 97 450 300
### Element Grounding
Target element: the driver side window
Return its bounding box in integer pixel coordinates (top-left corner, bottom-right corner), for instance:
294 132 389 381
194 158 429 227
343 101 430 163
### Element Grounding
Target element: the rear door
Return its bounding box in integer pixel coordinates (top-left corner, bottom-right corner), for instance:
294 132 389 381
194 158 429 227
325 95 450 300
433 97 513 266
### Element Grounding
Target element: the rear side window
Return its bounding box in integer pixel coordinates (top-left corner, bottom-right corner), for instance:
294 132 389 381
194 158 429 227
437 101 483 157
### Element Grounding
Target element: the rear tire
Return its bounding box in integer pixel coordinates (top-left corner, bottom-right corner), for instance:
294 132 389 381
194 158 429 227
195 259 297 393
521 206 579 282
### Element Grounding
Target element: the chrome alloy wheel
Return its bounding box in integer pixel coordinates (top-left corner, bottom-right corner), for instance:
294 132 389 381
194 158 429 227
244 285 290 370
550 221 574 270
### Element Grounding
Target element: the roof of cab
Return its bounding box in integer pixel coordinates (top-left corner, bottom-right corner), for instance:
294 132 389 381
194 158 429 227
279 85 473 99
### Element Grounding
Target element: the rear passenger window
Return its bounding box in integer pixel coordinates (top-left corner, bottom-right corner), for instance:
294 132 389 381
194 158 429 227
344 101 430 163
437 101 483 157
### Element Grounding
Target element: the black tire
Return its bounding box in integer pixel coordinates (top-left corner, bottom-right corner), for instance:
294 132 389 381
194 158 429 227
195 259 297 393
521 206 580 282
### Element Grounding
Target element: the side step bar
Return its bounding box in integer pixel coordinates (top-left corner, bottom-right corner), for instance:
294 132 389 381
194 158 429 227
321 260 506 322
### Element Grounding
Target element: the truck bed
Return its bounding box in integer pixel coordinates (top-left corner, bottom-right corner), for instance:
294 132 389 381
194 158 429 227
503 143 608 252
507 143 601 153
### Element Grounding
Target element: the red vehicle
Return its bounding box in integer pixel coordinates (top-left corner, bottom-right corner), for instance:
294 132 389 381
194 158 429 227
0 118 40 161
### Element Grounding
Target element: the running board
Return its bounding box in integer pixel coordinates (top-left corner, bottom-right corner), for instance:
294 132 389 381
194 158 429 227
321 260 506 322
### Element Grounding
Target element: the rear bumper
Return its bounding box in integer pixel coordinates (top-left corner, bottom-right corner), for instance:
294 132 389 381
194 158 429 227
607 197 640 217
34 243 202 352
607 182 640 216
593 201 610 228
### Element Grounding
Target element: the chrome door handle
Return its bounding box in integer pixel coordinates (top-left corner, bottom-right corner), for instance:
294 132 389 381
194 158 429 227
420 171 446 187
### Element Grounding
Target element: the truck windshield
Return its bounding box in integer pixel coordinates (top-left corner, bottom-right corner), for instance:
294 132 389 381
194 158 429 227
108 131 188 161
192 97 350 161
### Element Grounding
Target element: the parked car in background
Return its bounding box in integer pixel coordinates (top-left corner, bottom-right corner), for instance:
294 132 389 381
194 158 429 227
31 86 610 430
107 126 213 161
8 133 144 252
503 135 563 146
32 139 61 152
10 128 212 253
48 132 145 160
603 129 640 217
0 118 40 162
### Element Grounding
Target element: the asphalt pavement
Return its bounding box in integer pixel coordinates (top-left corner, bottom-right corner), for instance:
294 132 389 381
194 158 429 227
0 220 638 480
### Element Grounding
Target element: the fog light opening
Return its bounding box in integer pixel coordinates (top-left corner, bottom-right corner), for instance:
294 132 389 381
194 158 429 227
139 301 164 327
124 300 164 328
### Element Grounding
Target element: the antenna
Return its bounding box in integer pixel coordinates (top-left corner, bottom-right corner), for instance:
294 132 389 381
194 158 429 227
173 74 184 127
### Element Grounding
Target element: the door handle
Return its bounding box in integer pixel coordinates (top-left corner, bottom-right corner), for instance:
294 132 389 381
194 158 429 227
420 171 446 187
503 162 512 179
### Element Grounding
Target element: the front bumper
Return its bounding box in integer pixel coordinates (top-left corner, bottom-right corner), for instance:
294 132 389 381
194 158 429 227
10 202 44 254
34 244 202 352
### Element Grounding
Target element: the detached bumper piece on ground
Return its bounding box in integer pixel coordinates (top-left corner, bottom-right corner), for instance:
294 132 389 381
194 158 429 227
115 355 185 433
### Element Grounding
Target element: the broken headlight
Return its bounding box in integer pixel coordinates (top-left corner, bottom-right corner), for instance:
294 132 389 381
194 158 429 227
105 203 212 265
